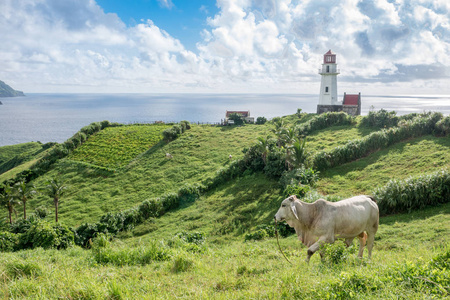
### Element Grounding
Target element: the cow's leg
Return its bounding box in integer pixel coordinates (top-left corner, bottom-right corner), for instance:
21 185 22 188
306 236 333 263
357 232 367 258
366 232 375 259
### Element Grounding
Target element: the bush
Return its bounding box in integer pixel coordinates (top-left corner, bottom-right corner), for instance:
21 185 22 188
228 113 244 125
279 167 320 188
283 184 310 199
256 117 267 125
360 109 399 128
0 231 19 252
320 240 356 265
263 150 287 178
297 112 353 136
18 219 74 250
436 115 450 136
374 168 450 215
162 122 190 142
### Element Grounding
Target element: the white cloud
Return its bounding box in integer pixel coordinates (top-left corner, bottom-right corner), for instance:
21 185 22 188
0 0 448 94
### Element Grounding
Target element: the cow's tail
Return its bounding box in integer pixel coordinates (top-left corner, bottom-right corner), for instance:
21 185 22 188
367 195 377 203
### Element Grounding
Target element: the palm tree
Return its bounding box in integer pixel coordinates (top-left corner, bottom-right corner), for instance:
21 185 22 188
42 179 67 223
271 118 285 147
280 127 297 148
256 136 270 165
14 180 36 220
287 138 308 170
0 185 19 224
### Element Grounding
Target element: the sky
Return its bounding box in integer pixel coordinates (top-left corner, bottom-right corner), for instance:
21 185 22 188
0 0 449 95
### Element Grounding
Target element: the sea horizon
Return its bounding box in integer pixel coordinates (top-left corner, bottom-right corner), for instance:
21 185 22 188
1 93 449 147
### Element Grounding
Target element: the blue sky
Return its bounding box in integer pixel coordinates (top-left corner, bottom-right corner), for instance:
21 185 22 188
96 0 219 52
0 0 449 94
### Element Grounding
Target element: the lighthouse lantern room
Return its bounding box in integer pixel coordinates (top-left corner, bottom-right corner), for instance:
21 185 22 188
318 50 340 106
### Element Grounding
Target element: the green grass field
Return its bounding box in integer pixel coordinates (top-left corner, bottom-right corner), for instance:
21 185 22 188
1 112 449 299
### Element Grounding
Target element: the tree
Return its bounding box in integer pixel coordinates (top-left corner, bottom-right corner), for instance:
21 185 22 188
42 179 67 223
14 180 36 220
287 138 308 170
228 113 244 125
271 118 286 147
280 127 297 147
256 136 271 165
0 184 19 224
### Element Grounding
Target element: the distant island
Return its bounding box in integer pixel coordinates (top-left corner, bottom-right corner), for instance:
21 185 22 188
0 80 25 98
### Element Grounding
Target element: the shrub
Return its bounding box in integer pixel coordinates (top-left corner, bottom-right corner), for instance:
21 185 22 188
256 117 267 125
360 109 399 128
436 115 450 136
175 231 205 246
282 184 310 199
0 231 19 252
320 240 356 265
279 167 320 188
297 112 353 136
263 150 287 178
374 169 450 215
228 113 244 125
17 219 73 250
162 122 189 142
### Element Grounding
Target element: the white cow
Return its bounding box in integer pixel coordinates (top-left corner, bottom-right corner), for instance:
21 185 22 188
274 195 379 262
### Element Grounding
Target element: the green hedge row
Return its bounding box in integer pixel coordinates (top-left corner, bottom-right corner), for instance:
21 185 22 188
162 121 191 142
313 112 443 171
297 112 354 136
73 183 203 247
374 169 450 215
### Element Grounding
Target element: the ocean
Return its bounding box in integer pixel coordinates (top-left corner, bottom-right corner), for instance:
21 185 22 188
0 93 449 146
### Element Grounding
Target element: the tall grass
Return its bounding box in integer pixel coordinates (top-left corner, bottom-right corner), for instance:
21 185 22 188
374 168 450 215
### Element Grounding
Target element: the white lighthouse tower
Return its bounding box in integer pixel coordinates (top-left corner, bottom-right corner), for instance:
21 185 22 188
318 50 340 105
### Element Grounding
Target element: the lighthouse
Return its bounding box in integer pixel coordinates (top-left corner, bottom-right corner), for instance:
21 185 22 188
318 50 340 105
316 50 361 116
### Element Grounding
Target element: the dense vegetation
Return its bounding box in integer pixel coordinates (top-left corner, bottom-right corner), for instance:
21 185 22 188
0 109 449 298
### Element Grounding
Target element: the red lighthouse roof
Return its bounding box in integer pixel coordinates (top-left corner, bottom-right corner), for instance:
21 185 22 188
323 49 336 63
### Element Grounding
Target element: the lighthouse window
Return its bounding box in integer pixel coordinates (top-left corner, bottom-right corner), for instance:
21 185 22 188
326 66 330 72
325 87 329 93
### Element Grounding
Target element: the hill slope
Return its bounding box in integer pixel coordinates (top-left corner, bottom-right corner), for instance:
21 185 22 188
0 80 24 97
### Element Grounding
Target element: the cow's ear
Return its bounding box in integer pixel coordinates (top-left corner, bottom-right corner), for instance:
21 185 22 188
288 195 295 202
290 202 299 220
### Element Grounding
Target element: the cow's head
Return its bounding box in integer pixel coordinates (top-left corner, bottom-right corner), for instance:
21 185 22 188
274 195 299 222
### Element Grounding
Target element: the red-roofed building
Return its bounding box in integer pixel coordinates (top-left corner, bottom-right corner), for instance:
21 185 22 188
342 93 361 115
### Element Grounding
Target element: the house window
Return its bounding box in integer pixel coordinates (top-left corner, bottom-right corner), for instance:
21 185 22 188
325 87 329 93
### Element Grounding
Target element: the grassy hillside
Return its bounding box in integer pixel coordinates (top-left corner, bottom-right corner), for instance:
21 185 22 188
0 142 43 174
26 123 273 226
1 111 449 299
1 200 448 299
318 135 450 196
